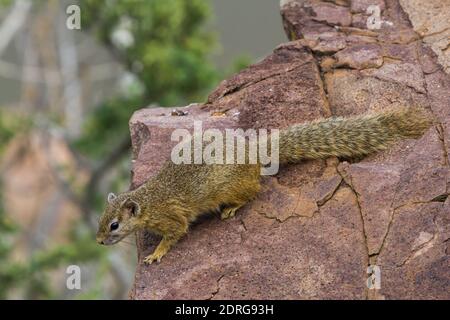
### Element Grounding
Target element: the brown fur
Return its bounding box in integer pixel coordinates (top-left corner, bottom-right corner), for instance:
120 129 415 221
96 106 432 264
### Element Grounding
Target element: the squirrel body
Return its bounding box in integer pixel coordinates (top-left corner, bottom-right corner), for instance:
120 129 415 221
96 106 432 264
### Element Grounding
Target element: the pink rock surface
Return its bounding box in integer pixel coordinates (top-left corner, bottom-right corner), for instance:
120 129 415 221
351 0 386 13
129 0 449 299
311 2 352 26
335 44 383 69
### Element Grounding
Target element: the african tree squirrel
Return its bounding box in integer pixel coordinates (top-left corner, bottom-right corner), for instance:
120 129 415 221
96 106 431 264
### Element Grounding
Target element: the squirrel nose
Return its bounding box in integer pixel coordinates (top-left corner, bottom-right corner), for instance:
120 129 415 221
96 237 105 245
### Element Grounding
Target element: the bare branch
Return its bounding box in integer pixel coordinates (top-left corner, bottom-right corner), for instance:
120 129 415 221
57 4 83 138
0 0 32 57
83 136 131 206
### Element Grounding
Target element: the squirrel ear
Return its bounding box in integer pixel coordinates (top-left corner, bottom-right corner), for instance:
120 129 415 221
122 198 140 217
107 192 117 203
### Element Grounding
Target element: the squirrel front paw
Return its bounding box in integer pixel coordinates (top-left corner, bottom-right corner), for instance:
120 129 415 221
143 239 173 264
220 206 241 220
143 251 165 264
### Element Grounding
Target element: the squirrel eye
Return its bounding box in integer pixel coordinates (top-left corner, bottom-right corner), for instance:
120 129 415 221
110 221 119 231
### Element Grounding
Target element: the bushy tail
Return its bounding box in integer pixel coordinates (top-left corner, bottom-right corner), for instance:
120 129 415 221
278 107 432 164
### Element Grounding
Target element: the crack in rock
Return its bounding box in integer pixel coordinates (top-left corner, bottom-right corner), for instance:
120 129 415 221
436 124 449 167
316 178 344 207
336 166 370 299
208 273 227 300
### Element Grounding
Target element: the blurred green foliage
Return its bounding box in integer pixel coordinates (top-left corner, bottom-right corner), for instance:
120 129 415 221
0 110 105 299
0 220 104 299
75 0 220 158
82 0 218 105
0 110 30 154
0 182 16 299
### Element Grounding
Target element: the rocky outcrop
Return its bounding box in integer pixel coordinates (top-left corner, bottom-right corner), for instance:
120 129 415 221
129 0 449 299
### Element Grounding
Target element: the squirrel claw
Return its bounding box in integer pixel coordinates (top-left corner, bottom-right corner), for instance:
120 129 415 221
221 207 239 220
143 253 162 265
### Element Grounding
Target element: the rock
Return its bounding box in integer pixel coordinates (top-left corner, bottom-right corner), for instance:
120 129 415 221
361 61 426 93
338 162 403 255
335 44 384 69
324 69 427 116
399 0 450 73
351 13 370 28
129 0 450 299
205 41 331 129
305 30 348 53
129 104 237 187
376 201 449 299
311 2 352 26
351 0 386 14
320 56 337 71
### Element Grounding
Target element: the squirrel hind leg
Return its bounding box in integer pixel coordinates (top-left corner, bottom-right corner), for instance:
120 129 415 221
220 203 245 220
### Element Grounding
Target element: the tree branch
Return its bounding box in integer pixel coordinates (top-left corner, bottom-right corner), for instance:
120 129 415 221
83 136 131 207
0 0 32 57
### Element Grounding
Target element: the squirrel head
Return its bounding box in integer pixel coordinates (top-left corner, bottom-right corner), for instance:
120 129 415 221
96 192 141 245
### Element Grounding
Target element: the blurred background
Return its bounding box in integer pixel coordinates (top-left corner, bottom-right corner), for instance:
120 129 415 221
0 0 285 299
